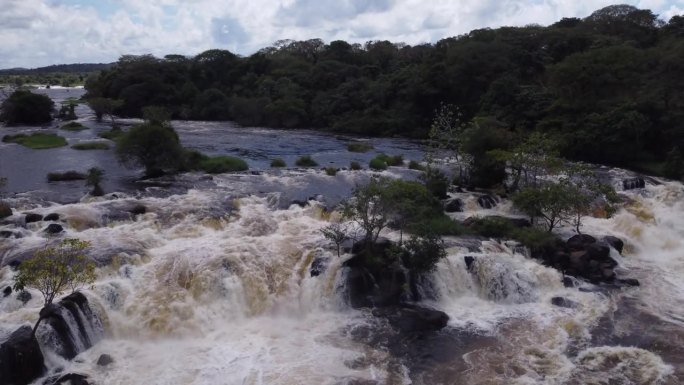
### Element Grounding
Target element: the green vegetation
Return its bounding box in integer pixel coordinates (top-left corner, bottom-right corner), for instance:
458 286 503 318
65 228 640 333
270 158 287 167
350 161 362 170
408 160 425 171
57 99 78 121
346 142 374 153
0 63 109 87
86 167 104 196
324 167 338 176
116 122 185 177
47 171 86 182
468 217 557 250
72 141 110 150
61 122 86 131
197 155 248 173
86 97 123 124
320 223 349 258
98 126 123 140
13 239 96 335
375 153 404 166
3 133 67 149
369 157 388 170
0 90 54 125
295 155 318 167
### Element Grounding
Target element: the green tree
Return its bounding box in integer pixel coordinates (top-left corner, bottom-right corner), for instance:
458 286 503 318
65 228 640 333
320 223 349 258
116 122 185 177
86 97 123 124
0 90 54 125
13 239 96 336
85 167 104 196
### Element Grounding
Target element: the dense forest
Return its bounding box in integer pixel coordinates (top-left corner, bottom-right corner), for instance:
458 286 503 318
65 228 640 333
0 64 112 87
84 5 684 173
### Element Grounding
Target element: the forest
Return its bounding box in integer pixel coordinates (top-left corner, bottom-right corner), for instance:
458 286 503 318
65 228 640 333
83 5 684 175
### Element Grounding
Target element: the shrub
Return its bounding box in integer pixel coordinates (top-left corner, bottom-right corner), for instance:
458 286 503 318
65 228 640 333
408 160 425 171
271 158 287 167
408 215 464 236
98 126 123 140
295 155 318 167
324 167 338 176
0 90 54 125
346 142 374 153
85 167 105 196
116 123 185 177
3 133 67 149
369 157 388 170
422 170 449 199
47 171 86 182
72 141 110 150
350 161 362 170
61 122 86 131
376 153 403 166
198 156 248 173
402 233 447 272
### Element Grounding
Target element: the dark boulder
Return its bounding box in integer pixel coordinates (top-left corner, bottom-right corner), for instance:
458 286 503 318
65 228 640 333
603 236 624 254
551 297 578 308
463 256 476 271
17 291 32 304
351 237 392 255
24 213 43 224
0 325 46 385
444 198 463 213
96 353 114 366
43 224 64 234
622 177 645 190
567 234 596 250
617 278 640 287
129 205 147 215
477 195 498 209
3 286 11 297
372 304 449 333
0 230 15 238
310 256 329 277
43 373 89 385
43 213 60 221
0 202 11 219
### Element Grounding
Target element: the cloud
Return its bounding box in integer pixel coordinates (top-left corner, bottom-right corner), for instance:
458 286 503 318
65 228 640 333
0 0 682 68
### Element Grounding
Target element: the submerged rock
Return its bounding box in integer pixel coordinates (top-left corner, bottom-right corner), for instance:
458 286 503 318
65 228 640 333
617 278 640 287
96 353 114 366
310 256 329 277
477 195 498 209
17 290 32 304
43 213 60 221
622 177 645 190
129 204 147 215
372 304 449 333
603 236 624 254
3 286 12 297
0 325 46 385
444 198 463 213
43 224 64 234
0 202 12 219
551 297 578 308
24 213 43 224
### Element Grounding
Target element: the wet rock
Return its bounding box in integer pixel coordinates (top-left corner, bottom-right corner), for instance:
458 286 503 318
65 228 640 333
463 256 476 271
129 204 147 215
43 223 64 234
17 291 31 304
477 195 498 209
617 278 640 287
40 292 103 359
310 256 329 277
622 177 645 190
24 213 43 224
372 304 449 333
0 202 11 219
43 373 89 385
562 276 579 288
43 213 60 221
603 236 624 254
351 237 392 255
567 234 596 250
551 296 578 308
0 325 46 385
3 286 12 297
444 198 463 213
0 230 21 238
96 353 114 366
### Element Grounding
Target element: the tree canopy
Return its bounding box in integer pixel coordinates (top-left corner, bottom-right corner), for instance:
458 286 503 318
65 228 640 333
0 90 54 125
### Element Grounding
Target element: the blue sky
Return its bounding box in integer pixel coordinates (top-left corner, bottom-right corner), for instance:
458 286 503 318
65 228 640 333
1 0 682 68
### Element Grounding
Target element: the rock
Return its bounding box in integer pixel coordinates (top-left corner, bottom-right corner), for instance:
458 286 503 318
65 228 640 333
0 230 20 238
43 223 64 234
372 304 449 333
17 291 32 304
0 325 46 385
42 373 89 385
562 276 579 288
622 177 645 190
567 234 596 250
24 213 43 224
603 236 624 254
464 256 476 271
43 213 60 221
477 195 498 209
129 204 147 215
39 292 103 359
444 198 463 213
0 202 12 219
351 237 392 255
3 286 12 297
96 353 114 366
310 256 329 277
551 297 578 308
617 278 640 287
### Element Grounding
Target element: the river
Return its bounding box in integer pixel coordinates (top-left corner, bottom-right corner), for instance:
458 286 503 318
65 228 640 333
0 89 682 384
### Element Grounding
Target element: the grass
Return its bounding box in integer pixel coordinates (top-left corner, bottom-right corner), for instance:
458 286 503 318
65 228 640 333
408 160 426 171
98 127 123 140
369 157 388 170
295 155 318 167
61 122 86 131
467 216 557 250
346 142 374 153
72 141 110 150
2 133 67 149
350 161 362 170
198 156 249 173
324 167 338 176
47 171 86 182
271 158 287 168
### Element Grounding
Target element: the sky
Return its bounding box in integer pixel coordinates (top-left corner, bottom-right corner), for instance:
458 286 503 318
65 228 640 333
1 0 682 68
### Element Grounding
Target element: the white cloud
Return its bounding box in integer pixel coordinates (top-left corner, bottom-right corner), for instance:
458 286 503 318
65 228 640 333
0 0 682 68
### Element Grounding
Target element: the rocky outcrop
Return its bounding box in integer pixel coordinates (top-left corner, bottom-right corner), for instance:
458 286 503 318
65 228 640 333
3 286 12 297
603 236 624 254
477 195 498 209
0 325 46 385
372 304 449 333
0 202 12 219
551 297 578 308
444 198 463 213
96 353 114 366
43 224 64 234
42 373 89 385
310 256 329 277
24 213 43 224
43 213 60 221
622 177 645 190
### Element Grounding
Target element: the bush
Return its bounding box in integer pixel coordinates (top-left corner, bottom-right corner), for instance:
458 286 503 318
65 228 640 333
3 133 67 149
47 171 86 182
271 158 287 168
295 155 318 167
198 156 248 173
346 142 374 153
72 141 110 150
408 215 464 236
467 216 557 250
376 153 404 166
422 170 449 199
324 167 338 176
61 122 86 131
369 157 388 170
0 90 54 125
116 123 185 177
408 160 425 171
350 161 362 170
402 233 447 272
98 126 123 140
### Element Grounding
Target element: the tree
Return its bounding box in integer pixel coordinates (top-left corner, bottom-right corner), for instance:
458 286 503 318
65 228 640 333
116 122 185 177
0 90 54 125
86 97 123 124
342 177 395 250
85 167 104 196
512 182 576 232
320 223 349 258
13 239 96 336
